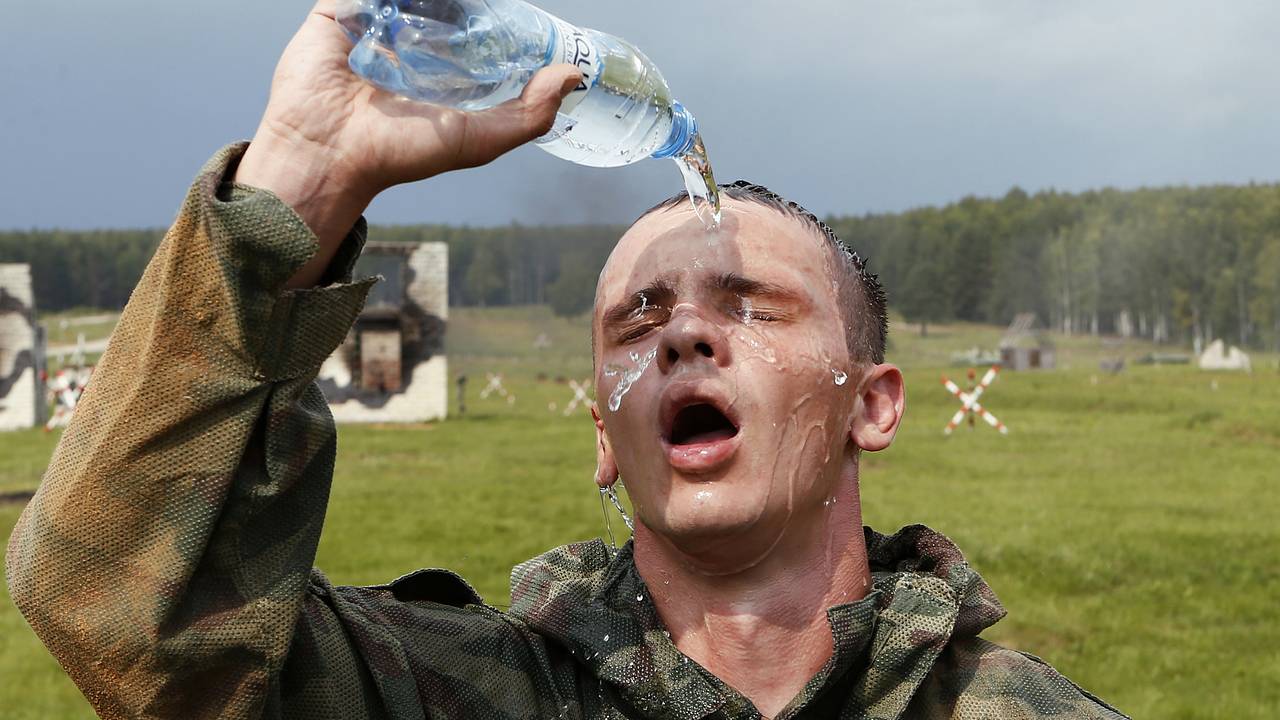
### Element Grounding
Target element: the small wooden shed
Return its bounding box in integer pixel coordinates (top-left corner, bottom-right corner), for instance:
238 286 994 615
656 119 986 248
998 313 1056 371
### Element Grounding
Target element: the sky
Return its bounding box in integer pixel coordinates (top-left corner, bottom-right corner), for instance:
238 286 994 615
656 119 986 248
4 0 1280 230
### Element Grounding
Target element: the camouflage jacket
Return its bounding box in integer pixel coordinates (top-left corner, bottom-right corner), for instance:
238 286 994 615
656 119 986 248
6 145 1126 720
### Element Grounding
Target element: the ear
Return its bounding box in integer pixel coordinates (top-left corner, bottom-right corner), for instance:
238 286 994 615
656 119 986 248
850 363 905 452
591 403 619 488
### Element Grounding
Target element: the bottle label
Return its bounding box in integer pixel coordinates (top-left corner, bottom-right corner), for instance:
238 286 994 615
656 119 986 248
547 16 601 113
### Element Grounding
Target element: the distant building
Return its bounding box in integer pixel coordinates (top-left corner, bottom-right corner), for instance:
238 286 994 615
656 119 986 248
0 264 47 431
998 313 1056 371
317 242 449 423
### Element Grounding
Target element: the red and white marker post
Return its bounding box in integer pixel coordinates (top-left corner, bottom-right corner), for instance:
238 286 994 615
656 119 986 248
941 366 1008 435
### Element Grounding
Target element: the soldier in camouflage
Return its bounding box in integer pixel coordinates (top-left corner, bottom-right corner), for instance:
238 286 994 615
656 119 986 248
6 2 1126 718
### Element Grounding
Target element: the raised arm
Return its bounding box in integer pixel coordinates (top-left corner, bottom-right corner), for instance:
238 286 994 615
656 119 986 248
5 2 577 717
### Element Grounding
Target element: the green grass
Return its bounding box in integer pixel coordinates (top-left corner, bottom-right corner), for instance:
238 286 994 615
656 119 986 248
39 309 119 348
2 307 1278 718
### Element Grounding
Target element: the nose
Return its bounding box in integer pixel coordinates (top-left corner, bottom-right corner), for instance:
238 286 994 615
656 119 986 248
657 304 731 374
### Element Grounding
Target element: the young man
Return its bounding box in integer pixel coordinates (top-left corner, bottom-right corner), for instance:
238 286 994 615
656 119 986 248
7 3 1125 718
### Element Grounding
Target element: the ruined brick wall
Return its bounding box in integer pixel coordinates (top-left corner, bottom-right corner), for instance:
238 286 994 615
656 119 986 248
407 242 448 321
319 242 448 423
0 264 46 431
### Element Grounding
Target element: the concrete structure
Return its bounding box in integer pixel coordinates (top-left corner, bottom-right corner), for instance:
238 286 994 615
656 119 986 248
1198 339 1252 372
318 242 449 423
999 313 1056 371
0 264 47 431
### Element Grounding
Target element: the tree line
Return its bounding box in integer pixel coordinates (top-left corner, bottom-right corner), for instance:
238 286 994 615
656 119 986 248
3 182 1279 351
830 184 1280 349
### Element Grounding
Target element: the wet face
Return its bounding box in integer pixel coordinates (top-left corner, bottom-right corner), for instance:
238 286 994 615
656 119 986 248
592 200 863 567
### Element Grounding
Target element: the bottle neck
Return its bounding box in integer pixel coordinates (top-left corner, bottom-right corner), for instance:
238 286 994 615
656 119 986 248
652 102 697 159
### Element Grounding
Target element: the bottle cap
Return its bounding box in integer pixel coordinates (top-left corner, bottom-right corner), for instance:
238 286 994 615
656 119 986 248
651 102 698 159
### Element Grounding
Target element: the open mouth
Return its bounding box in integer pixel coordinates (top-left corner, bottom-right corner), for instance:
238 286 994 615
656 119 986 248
667 403 740 446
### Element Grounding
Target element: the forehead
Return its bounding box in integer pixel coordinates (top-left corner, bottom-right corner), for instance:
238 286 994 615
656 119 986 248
597 199 833 305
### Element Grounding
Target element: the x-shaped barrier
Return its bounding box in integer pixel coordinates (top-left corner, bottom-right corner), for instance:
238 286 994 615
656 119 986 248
479 373 515 404
561 379 591 416
941 366 1008 435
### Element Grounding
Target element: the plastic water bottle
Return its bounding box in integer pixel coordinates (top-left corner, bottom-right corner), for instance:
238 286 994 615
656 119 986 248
335 0 720 226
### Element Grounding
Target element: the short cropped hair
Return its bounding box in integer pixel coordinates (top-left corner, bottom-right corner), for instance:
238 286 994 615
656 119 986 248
637 181 888 364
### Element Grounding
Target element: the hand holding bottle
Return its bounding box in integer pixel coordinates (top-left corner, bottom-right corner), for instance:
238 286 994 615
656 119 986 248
335 0 721 226
235 0 581 288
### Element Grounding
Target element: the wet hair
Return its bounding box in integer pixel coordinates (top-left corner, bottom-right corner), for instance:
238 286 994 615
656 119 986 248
637 181 888 364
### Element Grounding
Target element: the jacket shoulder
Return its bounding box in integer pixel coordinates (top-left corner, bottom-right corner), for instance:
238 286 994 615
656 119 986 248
910 636 1129 719
382 567 486 608
318 568 527 638
289 571 575 718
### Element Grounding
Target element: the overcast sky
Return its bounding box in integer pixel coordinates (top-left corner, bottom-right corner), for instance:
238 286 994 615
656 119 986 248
4 1 1280 230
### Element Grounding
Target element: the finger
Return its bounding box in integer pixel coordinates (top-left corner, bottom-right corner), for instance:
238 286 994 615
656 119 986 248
311 0 338 20
506 63 583 141
464 64 583 162
526 64 586 112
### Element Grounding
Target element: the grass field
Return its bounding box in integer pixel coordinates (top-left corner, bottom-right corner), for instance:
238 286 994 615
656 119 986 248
39 310 120 348
2 307 1278 718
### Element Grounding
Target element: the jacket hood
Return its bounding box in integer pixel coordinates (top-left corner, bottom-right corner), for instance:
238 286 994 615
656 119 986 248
506 525 1006 719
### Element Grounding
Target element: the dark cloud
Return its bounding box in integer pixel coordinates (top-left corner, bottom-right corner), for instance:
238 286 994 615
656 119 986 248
3 0 1280 229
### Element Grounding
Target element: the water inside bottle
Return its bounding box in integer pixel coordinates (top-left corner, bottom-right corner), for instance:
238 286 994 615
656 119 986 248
673 133 722 230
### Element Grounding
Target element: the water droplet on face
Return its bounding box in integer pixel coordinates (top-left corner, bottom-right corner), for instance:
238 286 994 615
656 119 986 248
603 634 611 642
636 593 644 602
607 348 657 412
832 369 848 386
601 483 635 534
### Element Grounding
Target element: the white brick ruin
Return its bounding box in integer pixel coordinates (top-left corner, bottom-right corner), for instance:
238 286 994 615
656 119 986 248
0 264 46 431
319 242 449 423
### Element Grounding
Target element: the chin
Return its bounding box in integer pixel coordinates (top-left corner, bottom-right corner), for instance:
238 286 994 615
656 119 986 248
641 491 782 562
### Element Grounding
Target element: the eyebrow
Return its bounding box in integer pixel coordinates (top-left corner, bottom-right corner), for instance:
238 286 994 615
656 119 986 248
601 276 678 329
712 272 806 303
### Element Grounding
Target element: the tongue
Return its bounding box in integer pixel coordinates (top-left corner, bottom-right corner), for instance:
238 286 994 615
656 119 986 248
680 427 737 446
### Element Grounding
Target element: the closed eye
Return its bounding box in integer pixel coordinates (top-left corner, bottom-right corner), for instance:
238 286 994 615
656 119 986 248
619 323 660 342
727 301 785 324
615 308 670 343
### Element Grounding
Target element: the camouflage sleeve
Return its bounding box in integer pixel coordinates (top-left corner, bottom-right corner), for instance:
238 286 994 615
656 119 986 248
5 143 376 719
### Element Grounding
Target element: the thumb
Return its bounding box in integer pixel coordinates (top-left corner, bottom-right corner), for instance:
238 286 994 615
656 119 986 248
463 64 582 164
515 63 583 139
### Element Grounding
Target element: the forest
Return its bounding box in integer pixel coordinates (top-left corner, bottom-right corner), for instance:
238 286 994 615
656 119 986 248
4 181 1279 351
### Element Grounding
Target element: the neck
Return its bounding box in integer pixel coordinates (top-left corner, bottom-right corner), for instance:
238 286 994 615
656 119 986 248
633 470 871 719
